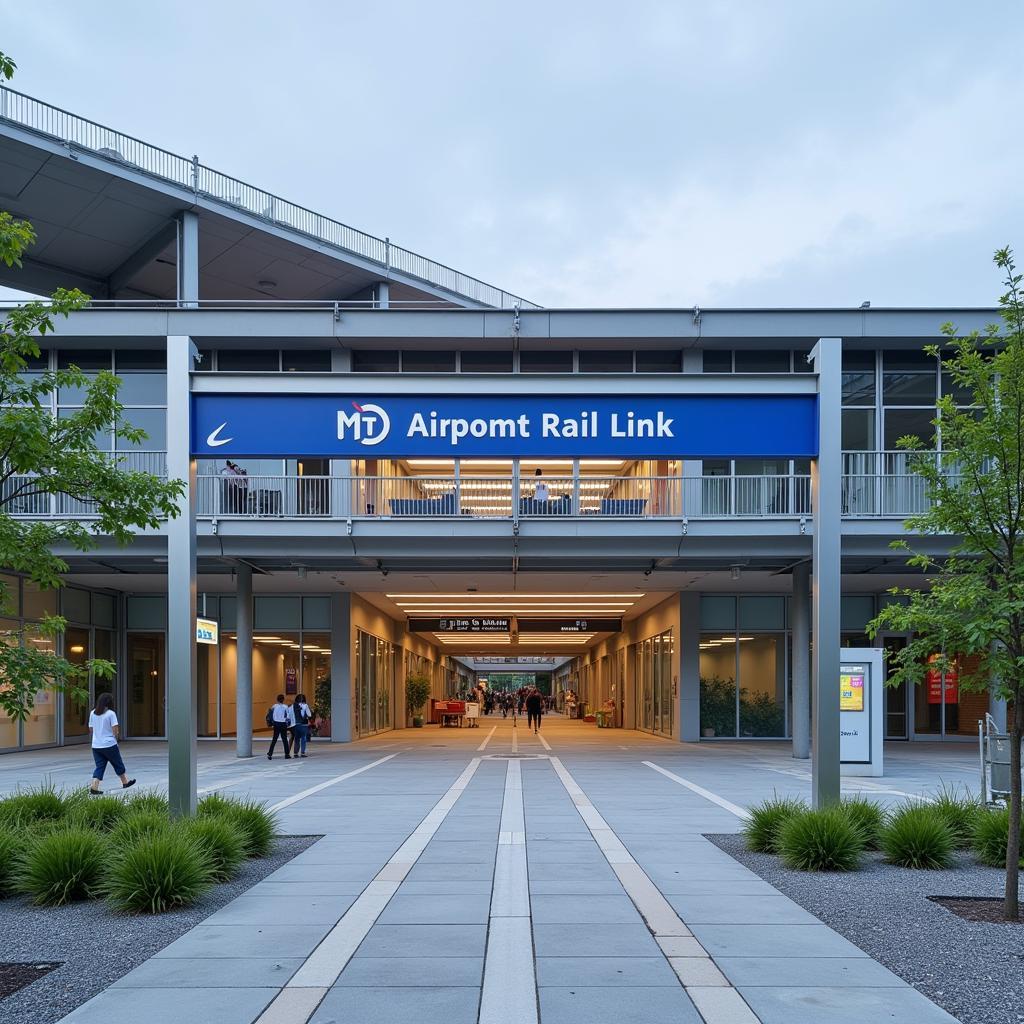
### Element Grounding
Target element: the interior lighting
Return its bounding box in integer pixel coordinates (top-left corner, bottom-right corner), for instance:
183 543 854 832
387 594 644 599
69 644 85 653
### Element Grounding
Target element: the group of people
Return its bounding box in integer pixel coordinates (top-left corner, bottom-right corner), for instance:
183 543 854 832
266 692 315 759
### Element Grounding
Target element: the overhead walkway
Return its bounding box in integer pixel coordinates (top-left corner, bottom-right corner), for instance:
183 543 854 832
1 718 969 1024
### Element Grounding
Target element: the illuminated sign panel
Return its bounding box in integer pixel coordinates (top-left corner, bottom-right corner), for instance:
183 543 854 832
196 617 219 646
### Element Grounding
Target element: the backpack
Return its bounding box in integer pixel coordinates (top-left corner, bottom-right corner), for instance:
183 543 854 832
295 703 309 725
265 706 275 727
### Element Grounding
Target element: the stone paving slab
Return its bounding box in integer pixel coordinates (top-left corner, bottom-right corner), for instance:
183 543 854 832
737 985 962 1023
111 957 304 989
58 987 275 1024
716 956 908 989
335 957 484 988
535 956 680 987
538 986 702 1024
310 985 481 1024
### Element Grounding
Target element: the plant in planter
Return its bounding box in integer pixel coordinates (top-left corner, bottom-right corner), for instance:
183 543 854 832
313 675 332 737
406 674 432 728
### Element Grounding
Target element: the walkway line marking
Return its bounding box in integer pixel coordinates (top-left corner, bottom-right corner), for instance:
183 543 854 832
477 725 497 751
536 730 552 751
254 756 484 1024
644 762 751 820
480 758 538 1024
548 756 757 1020
268 753 400 812
511 724 519 755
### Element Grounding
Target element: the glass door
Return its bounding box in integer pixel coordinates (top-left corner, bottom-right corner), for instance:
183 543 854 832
127 633 166 737
881 635 909 739
62 627 91 743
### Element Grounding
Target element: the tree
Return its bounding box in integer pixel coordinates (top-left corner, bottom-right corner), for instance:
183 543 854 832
868 247 1024 921
0 50 183 726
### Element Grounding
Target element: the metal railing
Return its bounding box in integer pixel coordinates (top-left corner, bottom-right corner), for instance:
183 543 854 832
0 86 536 311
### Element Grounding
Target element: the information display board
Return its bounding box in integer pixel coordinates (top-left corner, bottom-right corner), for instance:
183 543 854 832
409 617 510 633
839 649 884 777
195 617 219 645
516 618 622 633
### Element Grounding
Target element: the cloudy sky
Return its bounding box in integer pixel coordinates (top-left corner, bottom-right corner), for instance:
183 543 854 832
2 1 1023 308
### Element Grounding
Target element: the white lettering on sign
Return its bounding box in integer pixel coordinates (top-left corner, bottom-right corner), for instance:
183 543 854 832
407 412 532 445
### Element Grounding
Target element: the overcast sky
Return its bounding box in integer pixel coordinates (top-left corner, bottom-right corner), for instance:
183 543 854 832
3 1 1023 308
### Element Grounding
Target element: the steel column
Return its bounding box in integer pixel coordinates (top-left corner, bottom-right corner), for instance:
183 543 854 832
791 560 811 759
166 334 197 816
811 337 842 806
235 563 253 757
177 210 199 306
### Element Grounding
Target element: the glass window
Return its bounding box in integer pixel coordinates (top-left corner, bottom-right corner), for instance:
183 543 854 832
0 574 19 617
23 580 57 621
254 597 301 631
115 373 166 405
302 632 331 736
302 597 331 630
734 350 791 373
282 349 332 372
117 409 166 450
883 351 936 405
22 629 57 747
520 350 573 373
842 409 875 450
842 371 875 405
127 632 165 737
62 588 90 624
634 351 680 373
194 349 214 370
700 635 736 737
92 593 116 628
883 408 936 448
700 596 736 631
216 350 280 372
461 350 513 373
841 596 876 633
702 350 732 372
197 637 218 737
401 350 457 373
792 350 813 373
739 597 785 630
940 371 976 406
738 635 786 737
126 596 166 630
57 350 111 370
115 350 167 370
93 629 115 702
0 617 20 749
57 376 99 406
63 627 91 740
352 350 400 372
57 410 113 451
578 350 634 373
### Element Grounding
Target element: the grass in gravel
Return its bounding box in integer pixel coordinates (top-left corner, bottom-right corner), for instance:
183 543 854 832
105 830 214 913
179 817 247 882
743 795 807 853
972 805 1024 868
880 804 954 869
18 826 109 906
0 784 69 828
777 806 865 871
0 827 26 897
839 797 885 851
931 785 984 850
198 796 278 858
110 810 171 847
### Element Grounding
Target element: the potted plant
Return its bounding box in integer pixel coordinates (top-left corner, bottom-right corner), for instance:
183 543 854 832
406 674 431 728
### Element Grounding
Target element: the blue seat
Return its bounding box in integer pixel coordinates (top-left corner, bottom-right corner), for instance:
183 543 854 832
600 498 647 515
389 492 457 516
519 496 571 516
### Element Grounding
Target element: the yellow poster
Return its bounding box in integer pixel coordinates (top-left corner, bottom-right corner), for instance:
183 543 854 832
840 672 865 712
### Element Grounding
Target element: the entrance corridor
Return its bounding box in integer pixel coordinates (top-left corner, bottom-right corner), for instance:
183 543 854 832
7 717 968 1024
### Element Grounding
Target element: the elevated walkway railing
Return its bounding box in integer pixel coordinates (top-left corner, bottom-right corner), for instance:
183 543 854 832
0 86 536 310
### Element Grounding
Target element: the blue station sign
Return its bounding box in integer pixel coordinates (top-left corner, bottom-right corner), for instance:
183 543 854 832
191 393 818 459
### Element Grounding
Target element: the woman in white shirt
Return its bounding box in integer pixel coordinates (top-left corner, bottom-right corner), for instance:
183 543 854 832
88 693 135 794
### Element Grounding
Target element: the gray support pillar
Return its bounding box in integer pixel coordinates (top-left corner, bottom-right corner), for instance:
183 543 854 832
811 337 843 806
791 561 811 759
678 592 701 741
177 210 199 306
330 592 354 742
235 564 253 758
166 334 197 816
377 281 390 309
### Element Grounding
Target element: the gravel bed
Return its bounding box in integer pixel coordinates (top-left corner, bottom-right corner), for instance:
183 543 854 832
710 833 1024 1024
0 835 317 1024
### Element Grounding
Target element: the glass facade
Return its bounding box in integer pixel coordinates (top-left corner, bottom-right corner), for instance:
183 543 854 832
357 630 394 736
634 630 674 737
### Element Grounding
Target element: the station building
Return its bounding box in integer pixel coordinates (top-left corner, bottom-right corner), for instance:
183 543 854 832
0 86 1001 755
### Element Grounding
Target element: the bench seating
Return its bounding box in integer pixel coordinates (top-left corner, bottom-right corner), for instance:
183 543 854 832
600 498 647 515
390 492 457 515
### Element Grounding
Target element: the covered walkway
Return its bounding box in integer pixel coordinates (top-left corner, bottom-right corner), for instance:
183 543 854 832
3 717 969 1024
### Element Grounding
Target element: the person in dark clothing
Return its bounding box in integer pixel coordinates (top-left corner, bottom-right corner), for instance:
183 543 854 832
525 688 543 733
267 693 294 759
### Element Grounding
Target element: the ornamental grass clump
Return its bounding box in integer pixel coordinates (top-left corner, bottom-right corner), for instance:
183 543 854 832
839 797 885 850
67 793 127 833
932 785 983 850
880 804 954 869
742 796 807 854
105 831 212 913
125 791 169 815
110 809 170 848
199 796 277 858
0 784 69 828
972 806 1024 868
777 806 864 872
0 828 24 897
180 817 247 882
19 826 108 905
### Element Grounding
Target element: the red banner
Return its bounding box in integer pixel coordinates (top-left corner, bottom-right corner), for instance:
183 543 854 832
926 657 959 704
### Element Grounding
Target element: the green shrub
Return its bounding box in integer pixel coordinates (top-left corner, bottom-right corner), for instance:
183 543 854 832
68 794 128 832
19 826 108 905
105 831 212 913
0 828 25 897
180 817 246 881
932 785 983 849
126 791 169 815
880 804 954 869
777 806 864 871
199 797 277 858
840 797 885 850
972 806 1024 868
743 796 807 853
110 810 170 848
0 784 68 828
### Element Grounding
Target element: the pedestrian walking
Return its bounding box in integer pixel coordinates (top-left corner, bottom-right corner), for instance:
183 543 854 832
88 693 135 794
291 692 313 757
267 693 294 759
526 688 543 733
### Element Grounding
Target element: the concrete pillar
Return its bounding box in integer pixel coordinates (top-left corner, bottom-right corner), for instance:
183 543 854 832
811 337 843 807
177 210 199 306
235 564 253 757
166 334 197 816
791 561 811 759
678 591 701 741
330 592 353 742
377 280 390 309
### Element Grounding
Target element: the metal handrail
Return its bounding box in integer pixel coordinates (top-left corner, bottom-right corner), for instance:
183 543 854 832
0 86 536 311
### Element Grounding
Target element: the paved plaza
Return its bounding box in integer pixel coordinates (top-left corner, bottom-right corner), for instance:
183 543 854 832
0 718 977 1024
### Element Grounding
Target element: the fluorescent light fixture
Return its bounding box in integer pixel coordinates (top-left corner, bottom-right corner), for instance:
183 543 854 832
387 593 643 599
